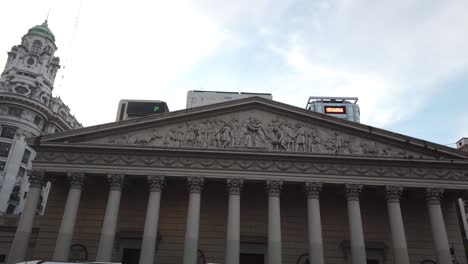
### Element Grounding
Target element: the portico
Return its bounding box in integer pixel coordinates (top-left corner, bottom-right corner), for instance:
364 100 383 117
6 97 468 264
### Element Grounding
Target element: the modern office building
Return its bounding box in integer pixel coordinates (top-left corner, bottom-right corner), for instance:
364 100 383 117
116 100 170 121
0 20 81 215
306 96 360 123
186 90 272 108
6 97 468 264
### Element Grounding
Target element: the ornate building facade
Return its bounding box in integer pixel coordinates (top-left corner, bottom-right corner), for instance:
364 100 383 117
6 97 468 264
0 21 81 216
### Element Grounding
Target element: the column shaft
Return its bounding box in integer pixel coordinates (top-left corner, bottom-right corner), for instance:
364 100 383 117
266 180 282 264
386 186 410 264
96 174 125 262
183 177 204 264
7 172 45 264
139 176 164 264
52 173 85 261
305 182 324 264
225 179 243 264
426 188 452 264
346 184 366 264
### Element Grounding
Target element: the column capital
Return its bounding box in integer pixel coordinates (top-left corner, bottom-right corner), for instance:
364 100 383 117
107 174 125 191
266 180 283 197
345 184 363 201
227 179 244 195
304 182 323 199
385 186 403 203
147 176 165 192
67 172 85 189
187 177 205 193
426 188 444 205
28 170 47 188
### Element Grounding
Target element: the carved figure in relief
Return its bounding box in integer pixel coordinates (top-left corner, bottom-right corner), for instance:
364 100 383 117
133 129 161 145
239 117 268 148
230 119 241 147
164 128 181 146
199 122 206 147
296 124 307 152
268 119 287 151
361 141 379 155
306 128 319 152
185 123 197 146
334 131 344 153
220 122 232 148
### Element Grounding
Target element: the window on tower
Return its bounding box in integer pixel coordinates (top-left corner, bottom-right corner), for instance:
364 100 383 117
1 126 17 139
0 142 12 157
31 40 42 54
8 107 23 118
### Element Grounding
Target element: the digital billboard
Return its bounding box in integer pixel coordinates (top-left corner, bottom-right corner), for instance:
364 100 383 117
324 106 346 114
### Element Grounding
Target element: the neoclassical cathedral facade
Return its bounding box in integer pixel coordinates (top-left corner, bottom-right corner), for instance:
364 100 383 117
5 97 468 264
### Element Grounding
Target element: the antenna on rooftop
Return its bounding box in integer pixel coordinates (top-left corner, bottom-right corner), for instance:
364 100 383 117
57 0 83 91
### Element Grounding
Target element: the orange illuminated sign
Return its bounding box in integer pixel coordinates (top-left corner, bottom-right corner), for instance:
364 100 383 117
324 106 346 114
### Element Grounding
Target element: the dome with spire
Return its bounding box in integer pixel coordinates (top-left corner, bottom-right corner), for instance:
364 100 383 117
28 20 55 42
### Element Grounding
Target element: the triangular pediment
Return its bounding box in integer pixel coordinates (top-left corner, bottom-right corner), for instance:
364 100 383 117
35 97 468 160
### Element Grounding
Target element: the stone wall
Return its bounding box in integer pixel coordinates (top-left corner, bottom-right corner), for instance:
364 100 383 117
31 177 467 264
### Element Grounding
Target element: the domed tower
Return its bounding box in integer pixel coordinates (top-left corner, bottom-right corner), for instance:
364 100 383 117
0 21 82 215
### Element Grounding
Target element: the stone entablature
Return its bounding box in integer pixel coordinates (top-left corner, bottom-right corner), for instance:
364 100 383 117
32 146 468 189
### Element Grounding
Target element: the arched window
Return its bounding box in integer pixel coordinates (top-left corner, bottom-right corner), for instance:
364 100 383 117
31 40 42 53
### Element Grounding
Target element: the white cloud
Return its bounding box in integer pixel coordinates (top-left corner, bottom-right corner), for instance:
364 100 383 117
1 0 467 135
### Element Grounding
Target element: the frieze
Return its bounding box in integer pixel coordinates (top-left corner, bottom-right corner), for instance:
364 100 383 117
34 150 468 182
94 110 430 159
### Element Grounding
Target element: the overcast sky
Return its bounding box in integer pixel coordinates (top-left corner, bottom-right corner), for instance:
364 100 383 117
1 0 467 146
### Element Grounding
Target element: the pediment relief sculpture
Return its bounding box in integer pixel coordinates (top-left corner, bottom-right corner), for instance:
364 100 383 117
87 110 428 158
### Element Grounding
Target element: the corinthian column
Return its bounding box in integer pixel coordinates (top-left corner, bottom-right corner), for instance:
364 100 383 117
7 171 46 264
96 174 125 262
53 172 86 261
183 177 205 264
139 176 165 264
385 186 410 264
345 184 366 264
426 188 451 264
266 180 283 264
304 182 324 264
225 179 243 264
